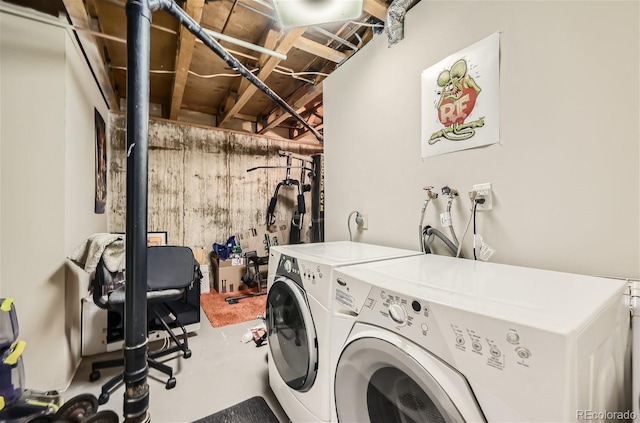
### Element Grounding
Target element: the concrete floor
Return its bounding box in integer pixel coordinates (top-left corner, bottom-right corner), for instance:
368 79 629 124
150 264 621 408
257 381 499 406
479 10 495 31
62 309 289 423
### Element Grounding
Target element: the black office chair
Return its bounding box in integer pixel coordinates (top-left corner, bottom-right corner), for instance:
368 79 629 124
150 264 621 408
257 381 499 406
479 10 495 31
88 246 201 405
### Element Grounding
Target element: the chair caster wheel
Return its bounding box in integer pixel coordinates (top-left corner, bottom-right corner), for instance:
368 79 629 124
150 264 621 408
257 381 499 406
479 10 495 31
89 370 101 382
166 378 176 390
184 350 192 359
98 392 110 405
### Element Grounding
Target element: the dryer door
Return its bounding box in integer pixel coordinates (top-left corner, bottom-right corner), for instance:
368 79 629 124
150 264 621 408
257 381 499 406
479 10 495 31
335 325 485 423
267 276 318 392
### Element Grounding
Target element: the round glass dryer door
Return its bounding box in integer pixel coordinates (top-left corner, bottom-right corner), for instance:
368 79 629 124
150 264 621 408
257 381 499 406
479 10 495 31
267 277 318 392
335 335 485 422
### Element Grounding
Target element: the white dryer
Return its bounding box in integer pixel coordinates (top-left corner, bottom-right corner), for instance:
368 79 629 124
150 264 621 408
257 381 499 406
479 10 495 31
330 254 631 422
266 242 421 423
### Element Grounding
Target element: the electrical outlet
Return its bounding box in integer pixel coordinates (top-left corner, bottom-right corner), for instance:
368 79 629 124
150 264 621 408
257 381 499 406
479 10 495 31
358 214 368 230
472 183 493 211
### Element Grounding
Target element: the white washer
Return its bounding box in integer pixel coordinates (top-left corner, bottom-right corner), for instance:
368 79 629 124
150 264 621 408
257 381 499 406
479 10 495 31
266 241 421 423
331 254 631 422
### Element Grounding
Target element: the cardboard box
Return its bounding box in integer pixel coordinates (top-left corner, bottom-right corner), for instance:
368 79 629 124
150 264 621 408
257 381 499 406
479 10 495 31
236 220 290 257
192 248 208 265
215 260 246 293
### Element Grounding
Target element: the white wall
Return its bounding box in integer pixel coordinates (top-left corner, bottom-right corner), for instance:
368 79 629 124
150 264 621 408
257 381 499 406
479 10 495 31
65 37 109 254
64 34 109 385
1 10 108 389
324 1 639 279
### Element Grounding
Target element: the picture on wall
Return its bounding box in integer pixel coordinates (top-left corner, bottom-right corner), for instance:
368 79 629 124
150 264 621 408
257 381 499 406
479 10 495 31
147 231 168 246
94 108 107 214
421 32 500 158
113 231 168 246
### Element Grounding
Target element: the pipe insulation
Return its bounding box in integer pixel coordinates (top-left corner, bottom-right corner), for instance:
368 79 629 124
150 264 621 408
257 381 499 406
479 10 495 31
151 0 324 142
385 0 413 47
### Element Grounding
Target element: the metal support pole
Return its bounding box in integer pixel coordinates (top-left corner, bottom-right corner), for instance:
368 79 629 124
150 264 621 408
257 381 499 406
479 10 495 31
311 154 324 243
124 0 151 421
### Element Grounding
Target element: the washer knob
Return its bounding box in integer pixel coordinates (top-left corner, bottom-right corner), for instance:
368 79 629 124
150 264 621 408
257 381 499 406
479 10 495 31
283 260 293 273
506 331 520 344
388 304 406 325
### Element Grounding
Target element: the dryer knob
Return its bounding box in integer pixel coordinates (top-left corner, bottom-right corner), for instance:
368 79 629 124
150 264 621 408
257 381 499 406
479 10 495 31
389 304 406 325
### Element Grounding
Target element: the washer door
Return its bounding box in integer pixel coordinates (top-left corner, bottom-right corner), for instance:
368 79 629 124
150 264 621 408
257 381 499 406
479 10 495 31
267 276 318 392
335 326 485 423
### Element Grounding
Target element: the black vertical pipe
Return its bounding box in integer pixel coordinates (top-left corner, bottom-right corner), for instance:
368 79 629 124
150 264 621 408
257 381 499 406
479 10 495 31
311 154 324 243
124 0 151 421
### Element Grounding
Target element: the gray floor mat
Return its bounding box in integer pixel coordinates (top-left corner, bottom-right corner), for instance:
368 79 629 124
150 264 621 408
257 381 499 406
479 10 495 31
192 396 280 423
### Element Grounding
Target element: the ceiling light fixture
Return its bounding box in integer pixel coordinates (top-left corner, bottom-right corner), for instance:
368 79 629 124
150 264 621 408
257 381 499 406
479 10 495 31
273 0 364 29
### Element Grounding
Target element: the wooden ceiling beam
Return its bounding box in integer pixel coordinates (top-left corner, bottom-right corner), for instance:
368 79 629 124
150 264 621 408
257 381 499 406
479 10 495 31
239 28 279 98
293 37 348 63
363 0 388 21
169 0 205 121
63 0 119 110
235 113 256 122
218 26 307 128
259 81 323 134
362 27 375 44
293 123 323 141
237 0 274 18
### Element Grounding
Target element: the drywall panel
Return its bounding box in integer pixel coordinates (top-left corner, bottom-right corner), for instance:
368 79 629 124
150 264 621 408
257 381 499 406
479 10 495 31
108 116 323 251
64 36 109 253
0 14 67 389
324 1 639 278
64 34 109 388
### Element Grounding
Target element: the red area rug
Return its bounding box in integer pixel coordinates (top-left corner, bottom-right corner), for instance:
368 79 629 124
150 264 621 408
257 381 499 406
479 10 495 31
200 289 266 328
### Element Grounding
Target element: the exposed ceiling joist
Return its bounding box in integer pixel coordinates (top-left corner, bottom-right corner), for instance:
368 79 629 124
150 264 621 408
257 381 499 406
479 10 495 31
363 0 389 21
239 28 279 97
293 123 323 140
169 0 205 120
293 37 349 63
218 26 307 128
235 113 256 121
259 81 323 134
49 0 395 139
62 0 119 110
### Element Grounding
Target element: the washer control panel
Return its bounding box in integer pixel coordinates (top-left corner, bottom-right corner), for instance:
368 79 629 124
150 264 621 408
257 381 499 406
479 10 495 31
358 285 537 373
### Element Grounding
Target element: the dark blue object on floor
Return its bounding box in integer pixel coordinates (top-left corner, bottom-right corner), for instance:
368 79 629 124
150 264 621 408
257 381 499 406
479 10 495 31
192 396 280 423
